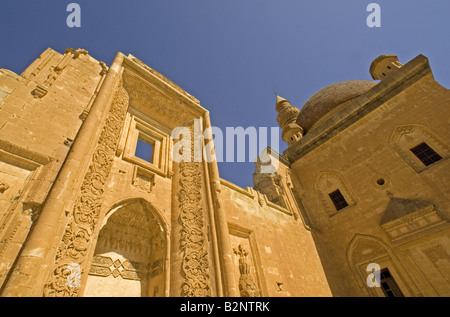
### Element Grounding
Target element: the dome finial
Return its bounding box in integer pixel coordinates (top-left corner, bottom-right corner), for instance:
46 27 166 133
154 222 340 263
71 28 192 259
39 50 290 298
275 95 290 112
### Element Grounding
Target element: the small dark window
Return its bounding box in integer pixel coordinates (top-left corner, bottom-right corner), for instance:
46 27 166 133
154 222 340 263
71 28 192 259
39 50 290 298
135 137 154 163
380 268 404 297
328 189 348 211
410 142 442 166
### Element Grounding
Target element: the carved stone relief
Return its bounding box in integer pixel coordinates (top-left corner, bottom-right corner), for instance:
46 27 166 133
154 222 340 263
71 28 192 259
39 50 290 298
233 244 260 297
89 255 143 281
178 160 212 297
43 81 129 297
172 121 212 297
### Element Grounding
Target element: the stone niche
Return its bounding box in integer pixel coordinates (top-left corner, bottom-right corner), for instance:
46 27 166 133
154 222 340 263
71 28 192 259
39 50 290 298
229 225 262 297
84 200 167 297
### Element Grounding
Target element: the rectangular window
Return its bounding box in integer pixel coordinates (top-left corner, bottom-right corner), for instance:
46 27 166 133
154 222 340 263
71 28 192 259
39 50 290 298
410 142 442 166
135 137 154 163
328 189 348 211
380 268 404 297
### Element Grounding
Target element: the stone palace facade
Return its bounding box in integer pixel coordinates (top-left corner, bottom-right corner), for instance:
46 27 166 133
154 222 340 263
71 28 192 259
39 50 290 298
0 49 449 296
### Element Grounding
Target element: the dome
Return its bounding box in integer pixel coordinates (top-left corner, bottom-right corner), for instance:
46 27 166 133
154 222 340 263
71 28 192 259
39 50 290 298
296 80 377 133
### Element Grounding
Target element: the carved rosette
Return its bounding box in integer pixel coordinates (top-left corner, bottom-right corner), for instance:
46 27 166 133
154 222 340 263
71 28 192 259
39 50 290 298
43 80 129 297
177 127 212 296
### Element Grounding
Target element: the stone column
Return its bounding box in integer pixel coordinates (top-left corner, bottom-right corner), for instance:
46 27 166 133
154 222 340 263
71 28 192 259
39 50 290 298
203 112 239 297
1 52 126 297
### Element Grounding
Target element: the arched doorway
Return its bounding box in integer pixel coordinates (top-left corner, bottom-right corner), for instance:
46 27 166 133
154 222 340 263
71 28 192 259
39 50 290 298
83 199 167 297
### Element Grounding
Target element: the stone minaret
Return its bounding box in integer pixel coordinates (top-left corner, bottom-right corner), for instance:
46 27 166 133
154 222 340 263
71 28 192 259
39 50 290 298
275 95 303 146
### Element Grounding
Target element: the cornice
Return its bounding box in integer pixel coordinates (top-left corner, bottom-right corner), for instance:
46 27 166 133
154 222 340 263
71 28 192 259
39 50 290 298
285 54 433 163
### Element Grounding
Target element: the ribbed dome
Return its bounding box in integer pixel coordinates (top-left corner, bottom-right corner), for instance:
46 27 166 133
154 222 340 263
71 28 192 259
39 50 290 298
296 80 377 133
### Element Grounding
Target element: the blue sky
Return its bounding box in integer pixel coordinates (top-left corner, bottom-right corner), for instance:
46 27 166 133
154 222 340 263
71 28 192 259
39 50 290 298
1 0 449 188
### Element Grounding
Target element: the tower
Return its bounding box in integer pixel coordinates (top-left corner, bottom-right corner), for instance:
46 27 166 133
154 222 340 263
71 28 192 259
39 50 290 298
275 96 303 146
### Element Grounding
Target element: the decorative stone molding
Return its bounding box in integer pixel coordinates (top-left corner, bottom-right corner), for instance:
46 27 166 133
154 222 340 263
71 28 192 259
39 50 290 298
44 263 84 297
89 255 143 281
132 166 156 193
315 172 356 216
347 235 388 265
391 124 449 172
346 234 394 296
122 67 199 129
172 121 212 297
129 56 200 105
178 159 212 297
43 80 129 297
31 84 48 99
122 115 171 177
380 199 448 243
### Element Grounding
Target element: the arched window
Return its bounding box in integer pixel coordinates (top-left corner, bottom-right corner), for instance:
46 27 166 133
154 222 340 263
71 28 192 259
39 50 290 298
315 172 356 216
391 124 448 172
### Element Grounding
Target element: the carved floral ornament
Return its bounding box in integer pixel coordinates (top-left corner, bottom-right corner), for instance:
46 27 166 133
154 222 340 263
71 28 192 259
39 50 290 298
43 80 129 297
177 124 212 297
178 160 212 297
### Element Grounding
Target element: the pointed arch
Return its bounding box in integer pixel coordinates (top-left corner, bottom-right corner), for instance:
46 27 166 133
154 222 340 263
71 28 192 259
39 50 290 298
315 171 356 216
390 124 449 172
82 198 170 297
346 234 415 297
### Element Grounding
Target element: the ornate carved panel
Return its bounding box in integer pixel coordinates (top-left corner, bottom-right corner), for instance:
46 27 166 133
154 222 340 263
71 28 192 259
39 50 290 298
177 160 212 297
89 255 143 281
43 80 129 297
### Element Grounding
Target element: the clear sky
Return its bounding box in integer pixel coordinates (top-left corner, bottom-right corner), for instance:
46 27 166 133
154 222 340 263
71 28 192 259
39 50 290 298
1 0 449 188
